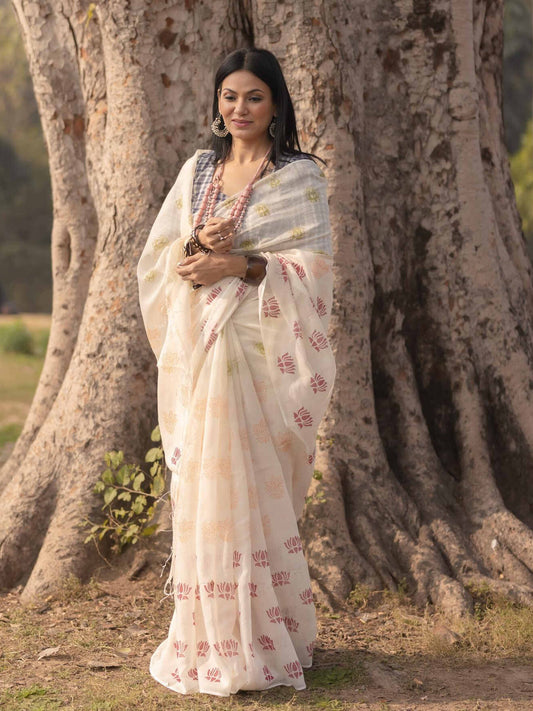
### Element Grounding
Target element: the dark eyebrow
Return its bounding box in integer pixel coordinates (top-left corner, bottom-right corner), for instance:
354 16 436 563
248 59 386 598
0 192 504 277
221 88 265 94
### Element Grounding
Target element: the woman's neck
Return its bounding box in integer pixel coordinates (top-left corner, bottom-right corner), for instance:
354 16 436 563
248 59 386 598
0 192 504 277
228 137 273 165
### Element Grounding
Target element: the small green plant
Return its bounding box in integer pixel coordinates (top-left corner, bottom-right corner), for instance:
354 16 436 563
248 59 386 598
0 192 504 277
0 320 33 354
83 426 166 553
348 583 373 610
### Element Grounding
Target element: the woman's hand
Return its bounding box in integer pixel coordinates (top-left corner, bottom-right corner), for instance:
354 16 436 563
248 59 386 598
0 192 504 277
176 252 247 287
197 217 235 253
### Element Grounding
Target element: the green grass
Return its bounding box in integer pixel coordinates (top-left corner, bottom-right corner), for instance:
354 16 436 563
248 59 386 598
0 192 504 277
0 314 49 449
0 422 22 445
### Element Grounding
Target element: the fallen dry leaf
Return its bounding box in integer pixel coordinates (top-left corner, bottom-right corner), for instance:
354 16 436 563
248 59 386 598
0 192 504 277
37 646 60 660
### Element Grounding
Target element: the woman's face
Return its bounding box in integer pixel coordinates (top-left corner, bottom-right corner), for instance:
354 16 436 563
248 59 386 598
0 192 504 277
218 70 276 143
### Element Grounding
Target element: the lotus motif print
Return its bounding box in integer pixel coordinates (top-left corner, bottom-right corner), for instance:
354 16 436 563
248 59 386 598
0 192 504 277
252 549 269 567
291 261 306 280
308 329 328 352
262 296 281 318
171 667 181 682
284 616 299 632
271 571 291 587
205 667 222 682
204 329 218 353
263 665 274 682
235 281 247 300
175 582 192 600
196 640 210 657
277 352 296 374
293 320 303 339
248 582 258 597
299 587 314 605
284 660 303 678
206 285 222 304
266 606 283 624
293 406 313 428
233 550 242 568
187 667 198 680
258 634 276 650
173 640 188 657
310 373 327 393
217 581 238 599
316 295 327 316
284 535 303 554
203 580 215 598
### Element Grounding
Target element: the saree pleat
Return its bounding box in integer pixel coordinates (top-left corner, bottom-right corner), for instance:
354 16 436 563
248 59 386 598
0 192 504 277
137 150 335 695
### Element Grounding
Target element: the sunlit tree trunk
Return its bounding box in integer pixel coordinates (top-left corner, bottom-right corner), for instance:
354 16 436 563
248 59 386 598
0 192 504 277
2 0 532 614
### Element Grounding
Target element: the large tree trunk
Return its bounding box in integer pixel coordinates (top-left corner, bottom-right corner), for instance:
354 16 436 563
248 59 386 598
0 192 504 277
2 0 533 614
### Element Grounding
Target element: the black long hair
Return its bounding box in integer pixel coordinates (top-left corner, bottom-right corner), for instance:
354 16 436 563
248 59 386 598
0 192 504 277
210 47 323 166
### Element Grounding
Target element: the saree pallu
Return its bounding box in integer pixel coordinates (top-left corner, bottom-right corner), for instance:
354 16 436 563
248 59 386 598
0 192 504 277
137 149 335 696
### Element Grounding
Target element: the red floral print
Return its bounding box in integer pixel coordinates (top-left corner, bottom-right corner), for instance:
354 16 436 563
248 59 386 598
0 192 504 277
316 295 327 317
284 660 303 678
217 581 238 600
277 352 296 374
248 582 258 597
173 640 188 657
195 584 200 600
310 372 327 393
233 550 242 568
293 320 303 339
171 667 181 682
294 406 313 428
205 667 222 683
284 535 303 554
187 667 198 680
263 665 274 682
171 446 181 465
258 634 276 650
299 587 314 605
308 329 328 352
271 571 291 587
248 642 255 657
215 639 239 657
266 606 283 624
197 640 210 657
291 261 306 280
235 281 248 300
307 451 315 465
262 296 281 318
203 580 215 598
206 285 222 304
175 582 192 600
205 329 218 353
284 616 300 633
306 641 315 657
252 549 269 567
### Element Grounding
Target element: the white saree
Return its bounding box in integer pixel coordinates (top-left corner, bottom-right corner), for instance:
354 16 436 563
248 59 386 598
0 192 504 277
137 149 335 696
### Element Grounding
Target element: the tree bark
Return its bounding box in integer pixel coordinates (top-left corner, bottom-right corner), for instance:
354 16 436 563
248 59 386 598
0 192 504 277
2 0 533 614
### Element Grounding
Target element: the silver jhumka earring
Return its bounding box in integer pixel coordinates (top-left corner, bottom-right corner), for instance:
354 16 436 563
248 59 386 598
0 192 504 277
269 116 277 138
211 113 229 137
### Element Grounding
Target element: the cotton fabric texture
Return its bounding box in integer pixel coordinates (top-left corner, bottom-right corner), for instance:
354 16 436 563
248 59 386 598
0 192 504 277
136 149 336 696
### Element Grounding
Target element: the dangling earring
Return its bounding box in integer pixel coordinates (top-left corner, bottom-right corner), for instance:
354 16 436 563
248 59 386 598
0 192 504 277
211 113 229 137
269 116 277 138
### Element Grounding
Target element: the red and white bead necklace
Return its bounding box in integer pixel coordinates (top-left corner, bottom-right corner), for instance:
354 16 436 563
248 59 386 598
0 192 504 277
194 145 273 234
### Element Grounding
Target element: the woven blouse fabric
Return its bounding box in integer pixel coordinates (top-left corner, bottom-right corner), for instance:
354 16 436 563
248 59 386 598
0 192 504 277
191 150 312 216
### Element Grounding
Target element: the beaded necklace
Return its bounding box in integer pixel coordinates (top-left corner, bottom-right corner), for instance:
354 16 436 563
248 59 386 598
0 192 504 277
194 145 273 233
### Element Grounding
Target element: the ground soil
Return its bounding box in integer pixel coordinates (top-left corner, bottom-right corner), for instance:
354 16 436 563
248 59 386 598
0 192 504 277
0 543 532 711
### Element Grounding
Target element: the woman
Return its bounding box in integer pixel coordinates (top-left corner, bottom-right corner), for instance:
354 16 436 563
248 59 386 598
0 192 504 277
137 47 335 696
